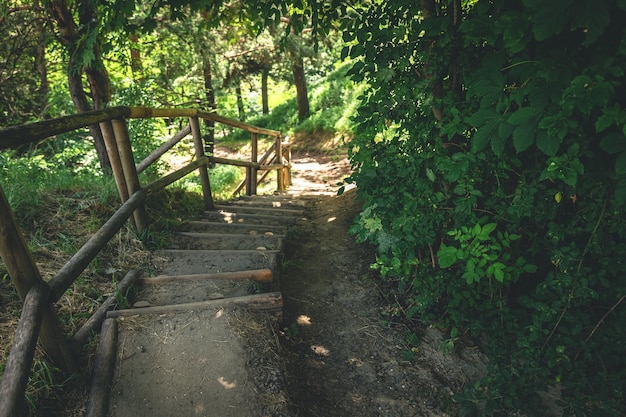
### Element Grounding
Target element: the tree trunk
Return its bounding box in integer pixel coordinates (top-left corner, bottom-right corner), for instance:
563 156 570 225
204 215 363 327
261 68 270 114
129 33 142 79
47 0 112 174
421 0 444 121
235 83 245 122
34 0 49 118
292 56 309 121
202 55 216 155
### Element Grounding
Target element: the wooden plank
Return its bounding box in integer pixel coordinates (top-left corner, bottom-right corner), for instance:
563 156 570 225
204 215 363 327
0 284 48 417
70 270 141 351
106 292 283 317
139 269 273 284
84 318 118 417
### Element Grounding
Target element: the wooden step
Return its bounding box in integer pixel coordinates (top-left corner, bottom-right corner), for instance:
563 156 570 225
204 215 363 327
213 204 304 216
180 220 286 234
106 292 283 317
201 210 297 225
140 269 272 284
156 249 280 276
173 232 284 251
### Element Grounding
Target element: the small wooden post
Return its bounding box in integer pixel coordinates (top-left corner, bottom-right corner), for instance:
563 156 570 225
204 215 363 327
190 117 214 210
276 136 284 192
250 132 258 195
99 121 129 203
0 186 76 371
112 119 147 234
283 137 291 187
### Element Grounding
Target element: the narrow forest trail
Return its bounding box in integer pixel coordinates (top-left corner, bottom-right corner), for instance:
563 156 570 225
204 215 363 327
87 153 485 417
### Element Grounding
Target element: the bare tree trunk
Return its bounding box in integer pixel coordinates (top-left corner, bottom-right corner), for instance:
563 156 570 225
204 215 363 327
129 33 142 79
235 83 245 122
33 0 49 118
202 55 216 156
421 0 444 121
292 56 309 121
261 68 269 114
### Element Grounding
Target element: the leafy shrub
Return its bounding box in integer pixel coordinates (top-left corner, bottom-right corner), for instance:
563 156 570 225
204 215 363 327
343 1 626 415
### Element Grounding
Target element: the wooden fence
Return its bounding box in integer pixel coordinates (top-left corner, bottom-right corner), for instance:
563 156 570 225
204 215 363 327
0 107 290 417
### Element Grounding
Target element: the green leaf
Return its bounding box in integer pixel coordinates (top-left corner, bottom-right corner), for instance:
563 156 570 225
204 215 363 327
512 124 536 153
600 133 626 154
536 129 562 156
437 244 458 268
616 152 626 176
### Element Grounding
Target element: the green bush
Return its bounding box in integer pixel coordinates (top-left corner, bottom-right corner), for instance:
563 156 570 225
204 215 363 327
344 1 626 415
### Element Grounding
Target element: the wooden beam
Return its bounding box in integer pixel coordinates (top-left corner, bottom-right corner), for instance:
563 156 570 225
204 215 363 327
106 292 283 317
139 269 272 284
0 187 76 371
136 124 191 174
0 107 130 150
48 190 147 302
143 157 209 195
190 116 214 210
70 270 141 352
0 284 48 417
112 119 147 232
84 318 118 417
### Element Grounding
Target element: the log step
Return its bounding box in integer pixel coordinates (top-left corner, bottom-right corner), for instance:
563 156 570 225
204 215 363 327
213 204 304 216
201 210 297 225
180 220 286 234
140 269 272 284
106 292 283 318
172 232 284 251
156 249 280 276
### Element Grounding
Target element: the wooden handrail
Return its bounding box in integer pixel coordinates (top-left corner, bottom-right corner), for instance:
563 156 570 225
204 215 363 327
0 106 290 415
0 284 48 417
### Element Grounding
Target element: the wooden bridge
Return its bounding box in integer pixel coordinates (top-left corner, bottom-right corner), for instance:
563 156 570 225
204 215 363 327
0 108 331 416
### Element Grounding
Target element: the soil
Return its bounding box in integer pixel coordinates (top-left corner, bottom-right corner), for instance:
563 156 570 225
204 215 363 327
106 150 487 417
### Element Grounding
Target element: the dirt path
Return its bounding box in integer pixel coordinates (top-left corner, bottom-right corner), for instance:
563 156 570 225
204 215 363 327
104 152 486 417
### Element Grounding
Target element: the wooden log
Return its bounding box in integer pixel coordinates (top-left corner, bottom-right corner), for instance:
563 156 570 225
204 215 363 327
139 269 273 284
84 318 118 417
99 121 129 204
250 132 258 195
112 119 147 233
190 116 214 210
136 124 191 174
0 107 130 150
127 107 281 137
0 187 76 371
106 292 283 318
276 136 284 192
70 270 141 352
210 156 260 169
48 190 147 302
0 284 48 417
143 157 208 195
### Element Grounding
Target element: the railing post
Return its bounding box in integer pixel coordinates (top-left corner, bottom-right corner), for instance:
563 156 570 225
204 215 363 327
276 136 284 192
283 136 291 188
112 118 147 234
250 132 258 195
0 186 76 371
99 121 129 203
189 117 214 210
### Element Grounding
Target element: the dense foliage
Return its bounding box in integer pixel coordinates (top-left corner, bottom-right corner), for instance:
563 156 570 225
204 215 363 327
342 0 626 415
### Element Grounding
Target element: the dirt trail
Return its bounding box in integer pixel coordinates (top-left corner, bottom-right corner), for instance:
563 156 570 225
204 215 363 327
103 152 486 417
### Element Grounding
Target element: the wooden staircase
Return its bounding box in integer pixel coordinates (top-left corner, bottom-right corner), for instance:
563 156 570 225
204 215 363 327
88 194 310 417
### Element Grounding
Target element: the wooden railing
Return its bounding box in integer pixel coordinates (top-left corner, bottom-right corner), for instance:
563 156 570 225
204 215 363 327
0 107 290 417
